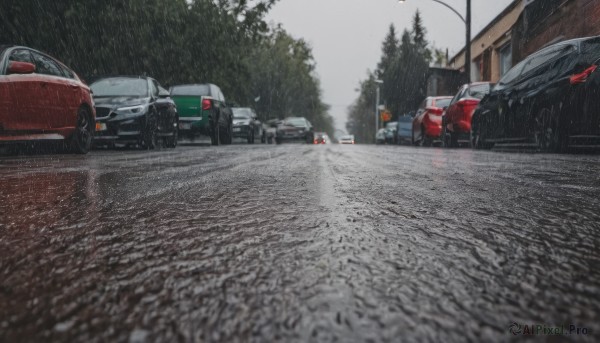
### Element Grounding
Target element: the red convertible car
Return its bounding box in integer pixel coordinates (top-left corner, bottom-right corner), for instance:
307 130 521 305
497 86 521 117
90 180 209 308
0 45 95 153
441 82 493 148
412 96 452 146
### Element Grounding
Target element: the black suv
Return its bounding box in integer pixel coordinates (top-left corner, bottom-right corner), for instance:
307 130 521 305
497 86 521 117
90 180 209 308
471 36 600 152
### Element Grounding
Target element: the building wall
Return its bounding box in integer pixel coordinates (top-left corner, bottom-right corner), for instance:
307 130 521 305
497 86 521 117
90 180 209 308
514 0 600 61
449 0 524 83
426 68 463 97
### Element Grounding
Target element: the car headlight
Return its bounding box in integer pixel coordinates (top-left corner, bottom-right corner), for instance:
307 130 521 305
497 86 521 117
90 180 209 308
115 104 147 117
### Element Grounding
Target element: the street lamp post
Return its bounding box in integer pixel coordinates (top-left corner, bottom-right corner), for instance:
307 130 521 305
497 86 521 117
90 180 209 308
399 0 471 83
375 79 383 135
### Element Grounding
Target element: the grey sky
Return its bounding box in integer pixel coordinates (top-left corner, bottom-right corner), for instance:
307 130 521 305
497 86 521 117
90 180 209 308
266 0 514 131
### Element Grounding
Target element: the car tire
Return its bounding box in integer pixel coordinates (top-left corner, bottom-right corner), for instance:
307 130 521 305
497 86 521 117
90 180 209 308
141 113 158 150
534 107 562 153
165 125 178 149
420 126 431 147
70 106 93 154
211 118 220 146
221 120 232 145
441 125 448 148
247 130 254 144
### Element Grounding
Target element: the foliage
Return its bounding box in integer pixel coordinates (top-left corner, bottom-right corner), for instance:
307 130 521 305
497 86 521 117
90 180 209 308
0 0 333 135
347 11 431 143
346 73 377 144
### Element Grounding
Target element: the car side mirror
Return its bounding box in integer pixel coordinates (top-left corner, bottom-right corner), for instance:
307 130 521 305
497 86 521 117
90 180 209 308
158 89 170 98
8 61 36 74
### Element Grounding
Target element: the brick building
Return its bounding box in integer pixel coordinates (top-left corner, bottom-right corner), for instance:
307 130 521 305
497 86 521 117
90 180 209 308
513 0 600 62
448 0 600 83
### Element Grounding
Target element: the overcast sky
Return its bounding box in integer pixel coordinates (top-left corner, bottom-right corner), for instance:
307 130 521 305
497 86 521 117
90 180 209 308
266 0 515 131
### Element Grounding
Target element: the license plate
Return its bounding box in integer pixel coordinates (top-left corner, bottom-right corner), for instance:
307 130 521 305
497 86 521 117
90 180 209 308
95 122 107 131
179 123 192 130
233 128 241 132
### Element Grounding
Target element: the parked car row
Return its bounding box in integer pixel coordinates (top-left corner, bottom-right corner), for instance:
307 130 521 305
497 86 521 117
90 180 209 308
0 45 330 154
377 35 600 152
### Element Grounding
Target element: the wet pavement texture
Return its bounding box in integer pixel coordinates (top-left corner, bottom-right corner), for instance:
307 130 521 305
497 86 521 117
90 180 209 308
0 144 599 342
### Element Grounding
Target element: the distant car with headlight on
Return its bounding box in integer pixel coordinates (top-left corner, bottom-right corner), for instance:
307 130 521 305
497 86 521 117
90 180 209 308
90 76 178 149
339 135 355 144
275 117 314 144
232 107 263 144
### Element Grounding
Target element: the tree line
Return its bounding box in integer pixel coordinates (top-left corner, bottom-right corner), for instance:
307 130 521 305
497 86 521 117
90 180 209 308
0 0 334 135
346 11 434 144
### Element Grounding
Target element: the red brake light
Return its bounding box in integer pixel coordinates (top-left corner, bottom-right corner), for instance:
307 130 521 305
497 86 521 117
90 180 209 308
426 106 443 115
570 65 597 85
457 99 480 107
202 99 212 110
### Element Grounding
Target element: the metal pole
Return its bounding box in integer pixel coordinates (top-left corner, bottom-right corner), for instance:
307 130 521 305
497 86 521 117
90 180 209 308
465 0 471 83
375 85 380 133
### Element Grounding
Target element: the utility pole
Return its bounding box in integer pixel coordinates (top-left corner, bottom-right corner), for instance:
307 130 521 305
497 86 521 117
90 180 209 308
465 0 471 83
374 79 383 137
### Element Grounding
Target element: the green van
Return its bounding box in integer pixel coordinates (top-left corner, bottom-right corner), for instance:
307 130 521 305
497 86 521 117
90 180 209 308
169 83 233 145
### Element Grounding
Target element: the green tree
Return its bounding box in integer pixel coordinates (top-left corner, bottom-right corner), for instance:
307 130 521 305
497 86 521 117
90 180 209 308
249 27 334 135
412 10 432 63
346 72 377 144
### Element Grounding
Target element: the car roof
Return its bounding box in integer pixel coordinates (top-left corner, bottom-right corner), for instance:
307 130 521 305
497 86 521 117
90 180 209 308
172 83 216 88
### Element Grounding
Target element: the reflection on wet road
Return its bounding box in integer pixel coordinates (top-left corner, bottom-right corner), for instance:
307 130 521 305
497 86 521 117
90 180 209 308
1 145 599 342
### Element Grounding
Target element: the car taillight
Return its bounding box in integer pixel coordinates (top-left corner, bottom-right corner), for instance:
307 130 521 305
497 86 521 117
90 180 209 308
202 99 211 110
570 65 597 85
457 99 480 107
429 107 443 115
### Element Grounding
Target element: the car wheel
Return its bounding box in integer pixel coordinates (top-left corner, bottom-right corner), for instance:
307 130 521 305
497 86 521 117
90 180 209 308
247 130 254 144
70 107 93 154
165 124 178 149
441 125 448 148
221 121 232 145
141 114 158 150
534 107 560 153
211 119 220 146
420 126 431 147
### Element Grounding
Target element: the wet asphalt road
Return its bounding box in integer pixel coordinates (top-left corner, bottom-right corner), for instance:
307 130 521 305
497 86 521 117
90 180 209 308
0 143 599 342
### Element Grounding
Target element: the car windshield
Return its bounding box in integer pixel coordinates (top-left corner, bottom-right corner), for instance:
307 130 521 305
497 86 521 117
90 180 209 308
468 84 493 99
284 118 305 127
233 108 252 119
170 85 210 97
434 98 452 108
90 78 148 97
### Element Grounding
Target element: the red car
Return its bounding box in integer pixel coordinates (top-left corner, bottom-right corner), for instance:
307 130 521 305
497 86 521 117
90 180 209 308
441 82 493 148
412 96 453 146
0 45 95 153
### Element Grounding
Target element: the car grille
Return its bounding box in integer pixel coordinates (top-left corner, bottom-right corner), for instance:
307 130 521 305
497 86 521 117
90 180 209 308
95 107 111 118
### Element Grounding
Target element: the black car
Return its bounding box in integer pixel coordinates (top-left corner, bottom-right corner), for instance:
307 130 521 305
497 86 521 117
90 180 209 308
471 36 600 152
90 76 178 149
275 117 314 144
232 107 263 144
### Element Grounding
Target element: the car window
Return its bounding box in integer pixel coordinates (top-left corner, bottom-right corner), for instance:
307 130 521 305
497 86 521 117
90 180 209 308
498 58 527 85
434 98 451 108
9 49 33 64
450 86 466 105
58 64 76 79
31 52 64 77
170 85 210 96
467 84 492 100
521 45 572 76
149 80 159 97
